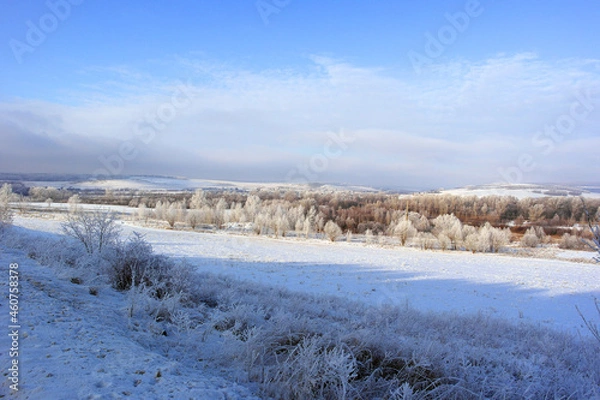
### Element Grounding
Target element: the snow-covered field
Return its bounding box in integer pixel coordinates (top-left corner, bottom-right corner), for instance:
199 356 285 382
2 213 600 398
10 214 600 335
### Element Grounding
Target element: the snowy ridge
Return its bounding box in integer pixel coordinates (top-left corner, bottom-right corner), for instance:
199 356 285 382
435 183 600 199
7 175 381 194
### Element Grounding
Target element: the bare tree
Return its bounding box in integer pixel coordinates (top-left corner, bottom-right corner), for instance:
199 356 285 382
62 211 121 254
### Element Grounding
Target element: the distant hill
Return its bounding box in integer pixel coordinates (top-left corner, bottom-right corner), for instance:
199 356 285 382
433 183 600 199
0 173 382 193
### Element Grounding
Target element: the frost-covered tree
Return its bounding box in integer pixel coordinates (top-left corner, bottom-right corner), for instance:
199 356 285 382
67 194 81 214
324 220 342 242
394 219 417 246
165 201 184 228
253 212 269 235
214 198 228 229
304 206 317 238
432 214 463 250
186 209 202 230
244 194 261 221
582 201 600 263
295 215 306 236
0 184 14 229
416 231 437 250
437 233 451 251
528 204 545 222
271 205 290 238
464 232 484 253
154 200 167 221
137 203 150 223
190 189 208 209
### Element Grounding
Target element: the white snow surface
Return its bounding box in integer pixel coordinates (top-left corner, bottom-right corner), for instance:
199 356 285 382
11 215 600 337
0 225 263 398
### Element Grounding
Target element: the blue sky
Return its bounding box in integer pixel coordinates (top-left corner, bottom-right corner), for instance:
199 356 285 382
1 0 599 189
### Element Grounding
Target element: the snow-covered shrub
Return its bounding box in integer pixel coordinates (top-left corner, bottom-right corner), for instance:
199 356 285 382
559 233 586 250
62 210 121 255
107 232 169 293
476 222 511 253
521 227 540 248
265 336 356 400
365 229 374 244
0 183 14 229
324 220 343 242
108 233 196 307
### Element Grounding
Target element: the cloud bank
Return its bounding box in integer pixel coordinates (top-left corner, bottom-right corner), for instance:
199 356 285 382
1 53 599 189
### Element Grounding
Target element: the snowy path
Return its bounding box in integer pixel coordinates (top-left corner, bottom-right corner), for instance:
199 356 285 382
12 216 600 336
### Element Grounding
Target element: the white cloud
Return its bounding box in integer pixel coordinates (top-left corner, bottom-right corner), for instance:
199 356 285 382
2 53 599 188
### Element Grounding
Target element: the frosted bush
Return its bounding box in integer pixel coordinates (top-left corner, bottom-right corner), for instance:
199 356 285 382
559 233 585 250
266 336 356 400
521 227 540 248
365 229 374 244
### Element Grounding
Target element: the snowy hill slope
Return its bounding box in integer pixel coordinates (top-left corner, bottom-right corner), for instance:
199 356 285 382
0 247 261 399
2 215 600 398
